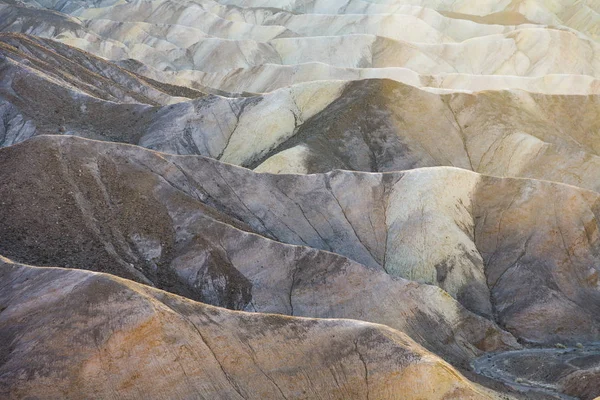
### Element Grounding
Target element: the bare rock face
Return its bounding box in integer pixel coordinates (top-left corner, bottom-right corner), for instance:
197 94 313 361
0 33 202 106
560 368 600 400
0 136 520 368
1 0 600 398
4 53 600 199
3 134 600 355
0 259 502 400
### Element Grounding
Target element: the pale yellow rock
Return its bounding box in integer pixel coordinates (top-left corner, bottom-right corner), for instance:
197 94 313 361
4 0 600 95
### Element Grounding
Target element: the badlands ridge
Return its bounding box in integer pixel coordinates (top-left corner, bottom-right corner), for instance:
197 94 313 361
1 0 600 399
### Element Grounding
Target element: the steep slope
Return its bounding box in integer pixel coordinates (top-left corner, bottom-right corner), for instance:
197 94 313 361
2 135 600 351
252 79 600 193
0 33 200 105
5 66 600 196
1 0 600 398
138 62 600 95
13 24 600 76
0 135 519 367
0 45 346 151
0 259 504 400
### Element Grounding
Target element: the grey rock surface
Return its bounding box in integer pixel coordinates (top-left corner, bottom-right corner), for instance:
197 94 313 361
0 135 523 368
1 0 600 398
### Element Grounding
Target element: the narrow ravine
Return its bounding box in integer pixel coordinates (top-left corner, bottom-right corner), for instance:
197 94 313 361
472 344 600 400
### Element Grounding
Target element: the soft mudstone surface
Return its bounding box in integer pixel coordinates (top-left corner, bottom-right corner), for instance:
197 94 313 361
0 259 503 400
1 0 600 398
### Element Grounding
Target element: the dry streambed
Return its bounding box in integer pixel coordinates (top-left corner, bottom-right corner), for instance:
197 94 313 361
472 343 600 400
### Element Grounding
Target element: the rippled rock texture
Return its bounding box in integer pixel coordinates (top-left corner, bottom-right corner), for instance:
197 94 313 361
1 0 600 399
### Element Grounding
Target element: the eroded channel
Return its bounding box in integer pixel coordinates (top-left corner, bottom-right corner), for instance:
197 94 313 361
473 343 600 400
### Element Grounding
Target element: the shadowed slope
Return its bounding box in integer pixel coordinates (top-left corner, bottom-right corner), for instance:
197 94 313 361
0 135 520 367
2 135 600 351
1 0 600 397
5 66 600 196
0 33 203 105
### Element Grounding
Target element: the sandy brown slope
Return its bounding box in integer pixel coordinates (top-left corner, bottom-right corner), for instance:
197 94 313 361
560 367 600 400
0 258 506 400
0 135 520 368
253 79 600 190
2 135 600 355
0 0 599 397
